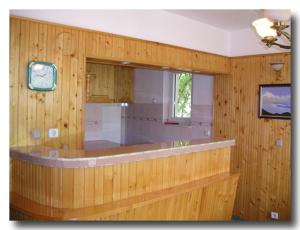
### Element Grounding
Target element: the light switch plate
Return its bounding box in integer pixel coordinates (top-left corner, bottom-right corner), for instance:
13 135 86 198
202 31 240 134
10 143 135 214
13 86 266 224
271 211 278 220
48 128 59 138
31 128 41 139
275 139 283 147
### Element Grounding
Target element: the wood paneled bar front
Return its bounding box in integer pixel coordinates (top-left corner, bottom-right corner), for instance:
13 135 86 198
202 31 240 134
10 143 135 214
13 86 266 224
10 138 239 221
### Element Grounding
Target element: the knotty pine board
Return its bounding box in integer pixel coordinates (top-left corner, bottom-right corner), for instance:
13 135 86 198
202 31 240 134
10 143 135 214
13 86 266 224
213 53 291 220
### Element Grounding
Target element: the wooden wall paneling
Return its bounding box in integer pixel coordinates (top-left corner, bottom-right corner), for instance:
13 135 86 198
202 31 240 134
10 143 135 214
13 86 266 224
9 17 20 146
10 18 86 149
85 32 98 58
10 19 84 147
62 168 74 208
51 26 64 148
124 39 136 63
112 164 121 201
73 167 85 208
84 167 95 207
135 160 144 196
149 42 158 66
134 39 142 63
68 29 79 149
59 29 70 148
11 146 232 211
213 53 291 221
155 43 164 67
17 19 30 147
128 161 137 198
10 17 232 149
10 147 238 220
76 30 86 149
111 35 125 61
94 166 104 205
36 23 47 146
120 162 129 200
103 165 113 203
27 21 39 147
145 42 154 65
44 24 56 147
17 18 30 145
98 174 238 221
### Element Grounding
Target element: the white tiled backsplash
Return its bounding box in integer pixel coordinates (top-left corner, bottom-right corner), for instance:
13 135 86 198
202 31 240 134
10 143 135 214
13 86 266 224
85 103 123 143
123 103 212 145
85 102 212 145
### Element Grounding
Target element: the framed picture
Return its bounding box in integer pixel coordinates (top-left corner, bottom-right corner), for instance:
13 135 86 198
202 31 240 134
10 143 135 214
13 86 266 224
258 84 291 119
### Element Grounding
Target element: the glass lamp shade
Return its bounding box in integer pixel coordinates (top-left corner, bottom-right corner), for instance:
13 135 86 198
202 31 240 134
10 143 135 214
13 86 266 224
271 63 284 71
252 18 277 38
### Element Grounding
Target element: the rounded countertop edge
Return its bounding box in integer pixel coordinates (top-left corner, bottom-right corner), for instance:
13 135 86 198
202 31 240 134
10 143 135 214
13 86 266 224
10 139 235 168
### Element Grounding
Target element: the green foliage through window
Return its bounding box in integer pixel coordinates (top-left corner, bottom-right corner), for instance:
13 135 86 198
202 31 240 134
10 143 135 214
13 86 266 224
174 72 192 118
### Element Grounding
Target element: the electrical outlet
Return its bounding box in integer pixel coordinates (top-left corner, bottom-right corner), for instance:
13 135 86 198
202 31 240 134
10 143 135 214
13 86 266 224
275 139 283 147
271 211 279 220
48 149 59 157
204 129 211 137
48 128 59 138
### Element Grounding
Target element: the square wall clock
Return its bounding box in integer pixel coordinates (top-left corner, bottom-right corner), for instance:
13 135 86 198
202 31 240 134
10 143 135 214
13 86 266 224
28 61 57 91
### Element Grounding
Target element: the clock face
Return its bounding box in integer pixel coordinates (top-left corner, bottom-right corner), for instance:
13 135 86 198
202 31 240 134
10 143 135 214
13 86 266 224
28 61 57 91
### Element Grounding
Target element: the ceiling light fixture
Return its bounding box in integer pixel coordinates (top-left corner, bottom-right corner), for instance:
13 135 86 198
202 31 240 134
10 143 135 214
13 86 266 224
252 13 291 49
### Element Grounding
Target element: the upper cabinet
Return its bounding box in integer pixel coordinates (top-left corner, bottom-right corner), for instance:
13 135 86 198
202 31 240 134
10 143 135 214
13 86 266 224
114 66 134 103
86 62 134 103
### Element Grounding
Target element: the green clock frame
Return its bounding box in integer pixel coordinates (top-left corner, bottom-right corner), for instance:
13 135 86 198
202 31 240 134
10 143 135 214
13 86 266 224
27 61 57 91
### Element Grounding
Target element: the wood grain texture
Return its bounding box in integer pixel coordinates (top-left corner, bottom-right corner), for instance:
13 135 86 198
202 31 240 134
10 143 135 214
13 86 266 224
86 62 133 103
213 53 291 221
10 17 229 149
10 17 85 149
10 147 238 220
10 172 239 221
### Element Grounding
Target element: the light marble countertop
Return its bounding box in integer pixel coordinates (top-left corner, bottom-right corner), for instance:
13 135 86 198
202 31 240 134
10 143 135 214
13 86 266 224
10 138 235 168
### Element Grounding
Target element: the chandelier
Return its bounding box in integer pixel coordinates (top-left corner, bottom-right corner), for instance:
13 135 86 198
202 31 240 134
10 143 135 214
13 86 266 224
252 11 291 49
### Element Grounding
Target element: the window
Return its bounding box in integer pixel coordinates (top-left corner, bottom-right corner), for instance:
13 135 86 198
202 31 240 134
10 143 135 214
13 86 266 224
172 72 192 118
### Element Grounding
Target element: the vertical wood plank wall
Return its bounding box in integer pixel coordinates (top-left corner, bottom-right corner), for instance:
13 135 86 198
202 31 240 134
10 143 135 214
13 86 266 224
9 17 86 149
10 16 292 221
10 16 230 149
10 147 239 220
11 148 231 209
213 53 291 220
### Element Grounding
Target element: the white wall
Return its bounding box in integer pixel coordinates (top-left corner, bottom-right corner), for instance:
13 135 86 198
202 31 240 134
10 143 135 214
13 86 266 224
10 9 230 56
85 103 122 143
85 103 102 141
192 74 214 105
229 27 291 56
134 69 164 104
10 10 289 58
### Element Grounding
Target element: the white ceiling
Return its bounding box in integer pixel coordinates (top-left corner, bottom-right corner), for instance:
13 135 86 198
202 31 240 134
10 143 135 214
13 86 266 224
165 10 262 31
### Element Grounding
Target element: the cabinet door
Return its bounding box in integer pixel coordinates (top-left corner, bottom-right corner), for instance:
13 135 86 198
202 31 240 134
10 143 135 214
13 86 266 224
114 66 134 103
86 63 115 103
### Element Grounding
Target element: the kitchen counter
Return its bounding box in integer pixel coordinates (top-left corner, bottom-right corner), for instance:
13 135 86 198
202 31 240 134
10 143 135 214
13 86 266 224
10 138 235 168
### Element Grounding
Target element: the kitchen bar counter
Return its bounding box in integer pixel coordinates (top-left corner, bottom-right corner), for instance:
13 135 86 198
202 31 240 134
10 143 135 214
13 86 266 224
10 138 235 168
10 137 239 221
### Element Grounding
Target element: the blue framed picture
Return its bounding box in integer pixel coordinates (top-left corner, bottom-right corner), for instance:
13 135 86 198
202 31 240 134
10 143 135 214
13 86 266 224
258 84 291 119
